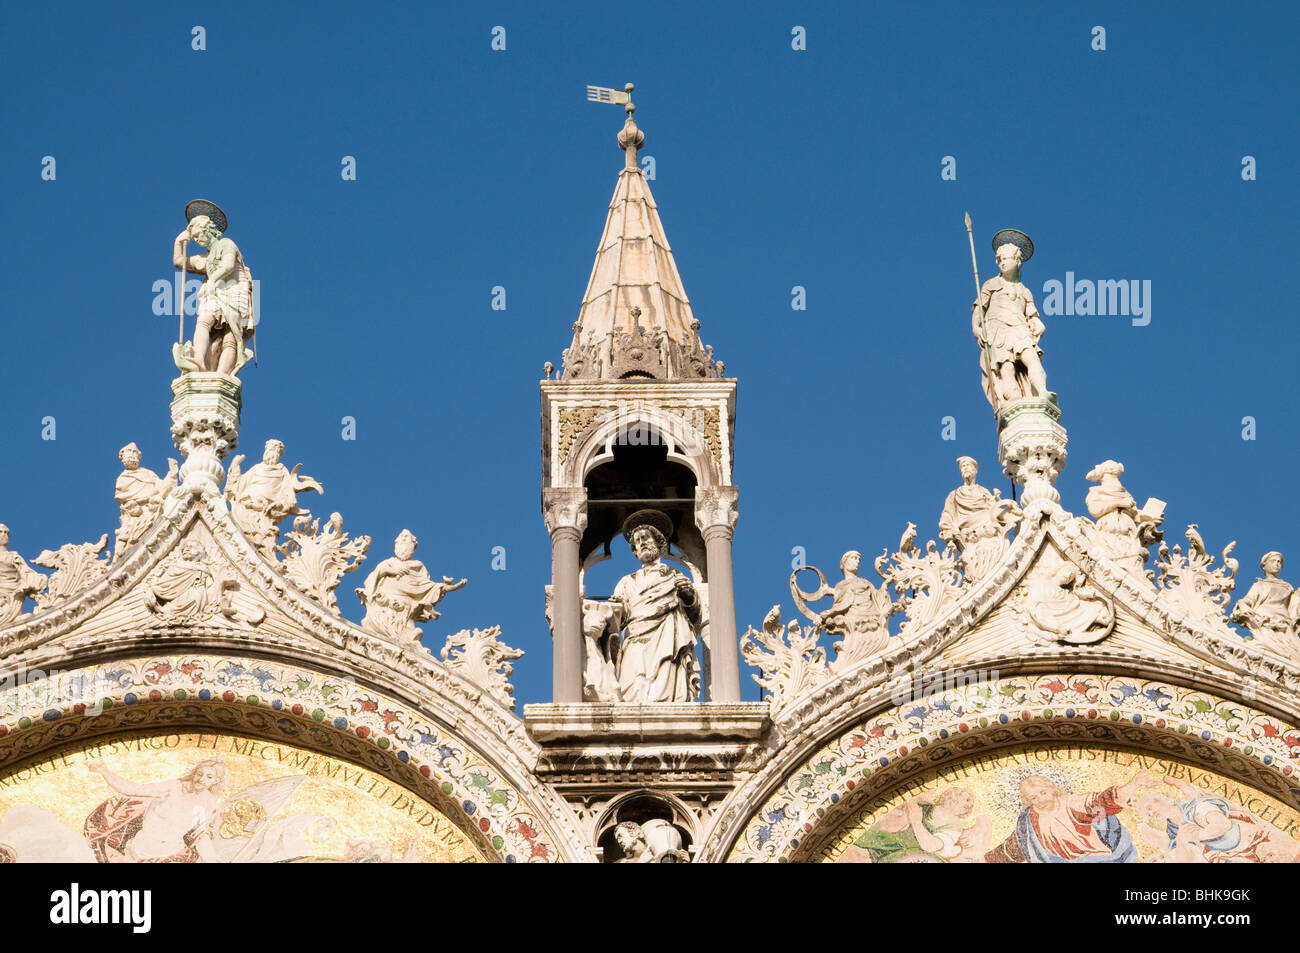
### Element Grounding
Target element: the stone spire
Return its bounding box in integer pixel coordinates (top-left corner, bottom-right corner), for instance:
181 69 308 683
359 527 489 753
562 96 717 381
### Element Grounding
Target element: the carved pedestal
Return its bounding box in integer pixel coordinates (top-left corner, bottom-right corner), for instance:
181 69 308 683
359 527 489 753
170 373 241 493
997 396 1067 506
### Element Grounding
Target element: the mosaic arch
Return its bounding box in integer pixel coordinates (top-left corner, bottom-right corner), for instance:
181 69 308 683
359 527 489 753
0 653 568 863
723 672 1300 863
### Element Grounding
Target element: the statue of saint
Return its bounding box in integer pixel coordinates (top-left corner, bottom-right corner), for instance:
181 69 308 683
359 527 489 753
1231 552 1299 649
356 529 466 644
225 439 323 555
608 510 702 704
114 442 177 561
172 200 255 376
145 540 228 621
0 524 45 625
973 230 1046 408
1084 460 1164 579
792 550 896 665
938 456 1021 581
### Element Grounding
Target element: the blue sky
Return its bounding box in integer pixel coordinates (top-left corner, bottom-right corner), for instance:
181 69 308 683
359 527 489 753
1 1 1296 705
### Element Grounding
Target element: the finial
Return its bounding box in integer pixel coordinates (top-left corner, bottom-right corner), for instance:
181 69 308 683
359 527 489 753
587 82 643 170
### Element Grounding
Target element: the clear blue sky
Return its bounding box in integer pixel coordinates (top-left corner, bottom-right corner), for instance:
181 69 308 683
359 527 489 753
2 1 1296 705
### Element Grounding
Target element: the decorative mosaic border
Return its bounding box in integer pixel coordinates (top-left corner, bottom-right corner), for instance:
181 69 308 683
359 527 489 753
0 654 562 863
725 673 1300 862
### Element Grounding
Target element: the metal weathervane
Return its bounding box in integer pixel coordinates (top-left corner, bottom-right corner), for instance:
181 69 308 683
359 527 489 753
586 83 635 112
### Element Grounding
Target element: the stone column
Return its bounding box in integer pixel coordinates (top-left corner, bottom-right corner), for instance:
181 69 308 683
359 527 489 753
997 396 1067 507
695 486 740 703
170 372 241 494
543 487 588 704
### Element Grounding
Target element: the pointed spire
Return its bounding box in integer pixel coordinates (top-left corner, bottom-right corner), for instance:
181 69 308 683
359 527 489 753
562 87 717 381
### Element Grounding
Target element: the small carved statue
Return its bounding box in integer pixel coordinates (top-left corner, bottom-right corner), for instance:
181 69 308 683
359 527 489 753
0 524 45 625
792 551 896 664
938 456 1021 581
612 820 689 863
607 510 702 703
973 230 1046 408
356 530 466 645
145 540 229 622
1024 560 1115 645
1083 460 1164 579
1231 552 1300 649
172 200 255 376
114 442 177 562
225 439 323 555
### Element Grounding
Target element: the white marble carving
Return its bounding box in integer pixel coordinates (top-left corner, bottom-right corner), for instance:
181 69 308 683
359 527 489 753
172 201 255 376
1231 552 1300 655
612 820 689 863
276 512 370 612
440 626 524 710
1083 460 1164 581
973 231 1046 408
875 526 964 638
33 535 110 610
1155 526 1238 635
145 540 231 623
792 550 897 671
938 456 1021 582
0 524 45 625
1021 551 1115 645
114 443 177 561
225 439 323 556
356 530 466 645
740 605 829 712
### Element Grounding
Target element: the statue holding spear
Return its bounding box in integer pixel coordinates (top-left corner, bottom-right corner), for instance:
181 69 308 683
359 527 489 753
964 214 1045 410
172 199 256 376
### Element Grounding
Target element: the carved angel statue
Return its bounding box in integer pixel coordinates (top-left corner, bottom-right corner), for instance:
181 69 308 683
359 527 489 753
172 199 255 376
276 512 370 612
114 442 177 562
225 439 323 556
356 530 466 645
792 550 897 668
1083 460 1164 580
938 456 1021 581
972 229 1047 408
0 524 45 625
1230 552 1300 653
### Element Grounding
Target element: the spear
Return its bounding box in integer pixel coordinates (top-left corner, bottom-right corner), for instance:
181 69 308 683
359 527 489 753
965 212 997 410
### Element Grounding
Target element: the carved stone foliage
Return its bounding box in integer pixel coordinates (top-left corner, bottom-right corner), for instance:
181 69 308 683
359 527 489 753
740 606 828 712
276 512 370 613
1155 525 1238 635
356 529 466 646
1013 549 1114 646
33 535 110 611
556 407 602 464
440 626 523 711
874 529 964 638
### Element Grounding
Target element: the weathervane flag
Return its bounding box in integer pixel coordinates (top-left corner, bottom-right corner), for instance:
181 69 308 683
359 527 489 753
586 84 632 106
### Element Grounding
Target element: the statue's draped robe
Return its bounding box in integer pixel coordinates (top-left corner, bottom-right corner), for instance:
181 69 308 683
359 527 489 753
612 563 701 703
1085 481 1148 576
231 463 301 549
939 484 1003 545
1234 576 1298 633
115 467 169 551
198 237 253 337
0 551 43 624
358 557 441 641
148 557 220 619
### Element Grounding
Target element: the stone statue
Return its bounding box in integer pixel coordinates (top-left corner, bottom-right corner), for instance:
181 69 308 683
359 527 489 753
607 510 703 704
972 230 1046 408
792 551 896 665
225 439 323 555
1231 552 1300 648
1023 558 1115 645
938 456 1021 581
356 530 467 645
1083 461 1164 579
114 442 177 561
612 820 689 863
172 200 255 376
0 524 45 625
145 540 229 622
